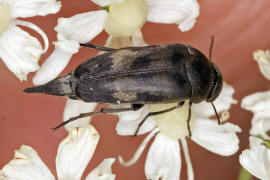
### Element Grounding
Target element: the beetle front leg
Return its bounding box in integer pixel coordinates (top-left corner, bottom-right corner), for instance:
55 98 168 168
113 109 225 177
132 101 185 137
79 43 116 51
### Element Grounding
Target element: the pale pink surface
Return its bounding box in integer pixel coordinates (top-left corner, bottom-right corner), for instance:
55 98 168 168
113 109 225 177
1 1 270 179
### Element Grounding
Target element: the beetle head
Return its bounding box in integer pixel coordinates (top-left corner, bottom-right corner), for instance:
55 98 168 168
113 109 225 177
206 63 223 102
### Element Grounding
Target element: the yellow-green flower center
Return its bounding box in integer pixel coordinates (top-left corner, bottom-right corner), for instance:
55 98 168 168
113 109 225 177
0 3 11 35
150 101 195 139
104 0 148 37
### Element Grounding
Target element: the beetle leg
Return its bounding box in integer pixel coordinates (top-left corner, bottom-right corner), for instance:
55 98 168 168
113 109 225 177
187 101 192 138
79 43 116 51
211 102 221 125
132 101 185 137
131 104 144 111
52 106 137 131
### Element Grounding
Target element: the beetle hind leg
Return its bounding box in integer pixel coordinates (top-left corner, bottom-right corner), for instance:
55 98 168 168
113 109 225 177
131 104 144 111
52 106 140 131
79 43 116 51
132 101 185 136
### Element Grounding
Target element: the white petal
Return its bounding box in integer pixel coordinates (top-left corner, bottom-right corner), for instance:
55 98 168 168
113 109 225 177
241 91 270 139
145 0 199 31
91 0 124 7
15 20 49 53
145 133 181 180
86 158 116 180
0 22 42 81
118 127 159 167
191 118 241 156
1 145 55 180
56 125 100 180
253 50 270 80
116 104 156 136
33 39 79 85
55 10 107 43
0 171 4 179
181 138 194 180
193 82 237 118
63 99 97 131
241 91 270 113
249 113 270 140
239 136 270 180
3 0 61 18
264 149 270 180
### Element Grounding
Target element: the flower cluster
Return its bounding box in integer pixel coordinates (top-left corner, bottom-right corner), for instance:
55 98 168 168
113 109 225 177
0 0 245 179
0 0 61 81
0 126 115 180
240 49 270 180
116 82 240 179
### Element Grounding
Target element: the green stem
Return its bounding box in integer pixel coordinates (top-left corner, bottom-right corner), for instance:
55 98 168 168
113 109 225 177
237 167 252 180
104 5 110 12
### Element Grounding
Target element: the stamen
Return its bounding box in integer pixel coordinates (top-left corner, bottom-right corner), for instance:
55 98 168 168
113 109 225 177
220 111 230 122
104 0 148 37
118 128 159 167
181 138 194 180
0 4 11 35
151 101 195 139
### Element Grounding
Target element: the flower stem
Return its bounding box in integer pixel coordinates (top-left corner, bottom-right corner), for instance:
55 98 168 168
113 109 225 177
237 167 252 180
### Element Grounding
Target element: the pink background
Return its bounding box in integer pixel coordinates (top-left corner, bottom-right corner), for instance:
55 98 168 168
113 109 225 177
1 1 270 179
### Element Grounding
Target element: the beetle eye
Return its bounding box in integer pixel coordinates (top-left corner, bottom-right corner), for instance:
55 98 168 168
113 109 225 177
206 64 223 102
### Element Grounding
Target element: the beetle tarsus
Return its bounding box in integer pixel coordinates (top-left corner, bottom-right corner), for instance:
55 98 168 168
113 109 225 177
80 43 116 51
187 101 192 138
132 102 185 137
211 102 220 125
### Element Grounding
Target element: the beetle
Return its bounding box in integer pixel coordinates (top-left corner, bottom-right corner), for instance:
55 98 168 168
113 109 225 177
24 40 222 137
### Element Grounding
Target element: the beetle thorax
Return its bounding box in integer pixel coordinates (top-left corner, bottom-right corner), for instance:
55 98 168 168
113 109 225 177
150 101 195 139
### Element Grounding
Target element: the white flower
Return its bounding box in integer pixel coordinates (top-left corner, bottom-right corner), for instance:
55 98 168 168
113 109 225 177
33 0 199 85
0 125 116 180
117 82 241 180
63 99 97 132
239 136 270 180
0 0 61 81
241 49 270 140
241 91 270 140
253 49 270 80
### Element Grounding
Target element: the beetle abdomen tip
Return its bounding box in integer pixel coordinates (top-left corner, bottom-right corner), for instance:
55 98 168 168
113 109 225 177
23 87 34 93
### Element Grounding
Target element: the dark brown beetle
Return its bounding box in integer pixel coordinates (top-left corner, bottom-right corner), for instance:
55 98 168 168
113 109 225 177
24 41 222 137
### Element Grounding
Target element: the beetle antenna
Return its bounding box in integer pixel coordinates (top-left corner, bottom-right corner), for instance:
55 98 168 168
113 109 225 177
211 102 220 125
209 36 214 61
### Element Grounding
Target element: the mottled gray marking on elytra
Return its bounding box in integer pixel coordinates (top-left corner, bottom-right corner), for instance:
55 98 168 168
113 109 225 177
113 91 137 102
111 49 145 71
